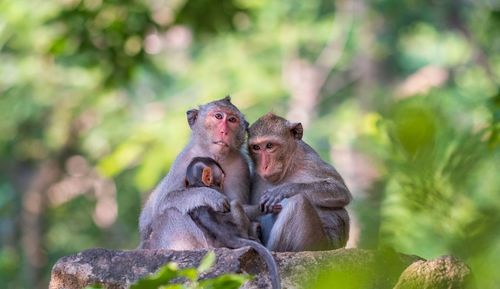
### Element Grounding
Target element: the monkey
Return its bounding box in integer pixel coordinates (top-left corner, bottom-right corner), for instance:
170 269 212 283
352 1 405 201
246 113 352 252
142 157 281 289
138 96 251 244
140 157 230 250
141 156 257 248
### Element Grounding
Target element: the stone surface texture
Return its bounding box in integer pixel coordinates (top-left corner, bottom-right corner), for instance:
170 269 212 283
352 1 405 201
49 247 472 289
393 255 475 289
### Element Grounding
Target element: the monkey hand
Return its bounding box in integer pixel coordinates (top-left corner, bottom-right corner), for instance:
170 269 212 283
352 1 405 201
205 194 231 213
260 188 287 214
175 188 230 214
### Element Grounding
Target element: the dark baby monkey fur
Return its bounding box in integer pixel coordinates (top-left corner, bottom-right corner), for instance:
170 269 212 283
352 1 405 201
185 156 225 189
247 113 352 252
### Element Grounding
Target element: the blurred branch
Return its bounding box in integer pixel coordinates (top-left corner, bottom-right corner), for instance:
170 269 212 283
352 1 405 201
19 160 61 289
285 0 355 126
395 65 449 99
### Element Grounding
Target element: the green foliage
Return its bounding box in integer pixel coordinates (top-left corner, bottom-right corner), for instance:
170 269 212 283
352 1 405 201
46 0 159 88
174 0 251 36
355 92 500 287
305 249 411 289
130 252 251 289
1 0 499 288
377 94 500 254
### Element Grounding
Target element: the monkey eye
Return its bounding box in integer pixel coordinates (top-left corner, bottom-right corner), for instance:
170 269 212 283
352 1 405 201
227 116 238 123
252 144 261 151
266 143 273 149
214 113 223 120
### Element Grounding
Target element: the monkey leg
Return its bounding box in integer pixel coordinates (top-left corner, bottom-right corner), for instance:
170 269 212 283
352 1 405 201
319 207 350 248
266 194 330 252
229 200 261 240
229 201 250 238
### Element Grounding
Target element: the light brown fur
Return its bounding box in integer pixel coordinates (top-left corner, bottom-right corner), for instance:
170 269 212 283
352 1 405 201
247 113 351 251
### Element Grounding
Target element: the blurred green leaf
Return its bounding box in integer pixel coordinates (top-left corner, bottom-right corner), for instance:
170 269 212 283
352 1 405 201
198 274 252 289
97 141 144 177
178 268 198 282
127 252 251 289
197 251 215 274
130 263 179 289
388 101 437 158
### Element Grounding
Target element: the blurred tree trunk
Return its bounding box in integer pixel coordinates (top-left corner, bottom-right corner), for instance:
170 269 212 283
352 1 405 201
285 0 352 128
283 0 384 248
16 160 61 289
349 0 385 249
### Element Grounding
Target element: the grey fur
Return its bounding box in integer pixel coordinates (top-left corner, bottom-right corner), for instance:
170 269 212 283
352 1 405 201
138 97 251 244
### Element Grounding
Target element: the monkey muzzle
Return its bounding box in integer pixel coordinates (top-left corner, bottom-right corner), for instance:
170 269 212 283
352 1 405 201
213 141 229 147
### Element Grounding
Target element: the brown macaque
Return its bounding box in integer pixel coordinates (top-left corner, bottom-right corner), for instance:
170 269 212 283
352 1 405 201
247 113 352 252
139 96 251 244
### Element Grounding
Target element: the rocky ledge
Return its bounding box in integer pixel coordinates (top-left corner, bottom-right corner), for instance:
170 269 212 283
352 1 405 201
49 247 474 289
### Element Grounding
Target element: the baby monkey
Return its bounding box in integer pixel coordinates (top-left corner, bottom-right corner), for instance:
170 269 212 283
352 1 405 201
187 157 281 289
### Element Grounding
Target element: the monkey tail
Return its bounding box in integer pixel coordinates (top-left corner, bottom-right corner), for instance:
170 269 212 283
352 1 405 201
240 239 281 289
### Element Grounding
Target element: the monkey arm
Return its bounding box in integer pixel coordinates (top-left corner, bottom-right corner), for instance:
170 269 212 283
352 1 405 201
243 204 267 220
139 159 188 233
301 179 352 208
260 179 351 213
158 188 230 215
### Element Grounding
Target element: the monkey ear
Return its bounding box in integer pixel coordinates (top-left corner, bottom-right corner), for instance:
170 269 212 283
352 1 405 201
290 122 303 140
201 167 213 186
186 109 199 129
223 95 231 102
220 173 225 190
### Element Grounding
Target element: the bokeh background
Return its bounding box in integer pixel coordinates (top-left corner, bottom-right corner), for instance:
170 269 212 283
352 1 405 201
0 0 499 288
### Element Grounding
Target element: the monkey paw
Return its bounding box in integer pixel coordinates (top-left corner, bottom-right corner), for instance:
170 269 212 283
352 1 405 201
260 189 286 214
209 197 231 213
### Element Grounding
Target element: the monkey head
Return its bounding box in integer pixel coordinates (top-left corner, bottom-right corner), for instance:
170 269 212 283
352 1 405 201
185 157 225 190
186 96 249 155
248 113 303 183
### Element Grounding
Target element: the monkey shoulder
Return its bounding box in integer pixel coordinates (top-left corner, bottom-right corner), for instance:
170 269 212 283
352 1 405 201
298 141 342 178
159 149 195 191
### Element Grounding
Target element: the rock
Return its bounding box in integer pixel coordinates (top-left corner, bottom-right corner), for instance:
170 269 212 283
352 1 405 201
50 247 469 289
393 255 475 289
49 247 251 289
